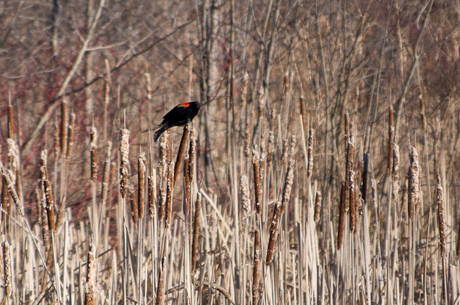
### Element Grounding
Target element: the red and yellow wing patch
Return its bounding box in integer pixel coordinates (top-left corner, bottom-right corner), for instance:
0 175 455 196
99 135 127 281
179 103 190 107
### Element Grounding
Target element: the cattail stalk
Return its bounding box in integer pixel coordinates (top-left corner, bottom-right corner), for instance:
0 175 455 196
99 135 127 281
252 230 260 304
101 141 112 205
266 202 282 265
184 157 191 216
138 153 146 220
267 131 275 166
61 100 68 156
244 122 251 159
188 127 197 182
314 191 322 224
191 193 201 272
54 122 60 157
299 97 307 133
252 149 262 214
159 131 169 179
85 243 96 305
67 113 76 159
90 127 98 181
119 129 130 199
408 147 420 218
436 174 446 258
158 187 166 222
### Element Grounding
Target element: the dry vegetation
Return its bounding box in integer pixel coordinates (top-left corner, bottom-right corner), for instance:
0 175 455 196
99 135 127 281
1 0 460 304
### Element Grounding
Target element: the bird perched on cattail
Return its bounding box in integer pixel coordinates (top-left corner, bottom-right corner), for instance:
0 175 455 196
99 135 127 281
154 101 201 142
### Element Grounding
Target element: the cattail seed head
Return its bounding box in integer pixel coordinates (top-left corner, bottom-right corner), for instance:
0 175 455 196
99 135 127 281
3 241 11 298
267 131 275 166
408 147 420 218
266 202 283 265
240 174 250 214
148 171 156 218
436 173 446 258
101 141 112 205
191 193 202 272
129 186 138 224
314 191 322 224
85 243 96 305
119 128 130 199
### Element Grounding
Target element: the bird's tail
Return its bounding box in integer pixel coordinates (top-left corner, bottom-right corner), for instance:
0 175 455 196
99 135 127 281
154 124 169 142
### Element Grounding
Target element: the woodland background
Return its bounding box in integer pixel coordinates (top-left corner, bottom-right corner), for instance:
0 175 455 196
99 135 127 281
0 0 460 304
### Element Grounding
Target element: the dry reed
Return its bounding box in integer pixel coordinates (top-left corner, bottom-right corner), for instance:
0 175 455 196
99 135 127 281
388 106 394 173
148 173 156 218
3 241 11 299
307 128 314 179
165 161 174 228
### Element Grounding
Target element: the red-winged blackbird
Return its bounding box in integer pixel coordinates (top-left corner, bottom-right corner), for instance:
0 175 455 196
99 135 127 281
154 101 201 142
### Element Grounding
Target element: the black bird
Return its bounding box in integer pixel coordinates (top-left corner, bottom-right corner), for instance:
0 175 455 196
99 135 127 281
154 101 201 142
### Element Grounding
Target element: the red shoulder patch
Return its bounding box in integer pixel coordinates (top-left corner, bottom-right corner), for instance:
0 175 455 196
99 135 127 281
179 103 190 107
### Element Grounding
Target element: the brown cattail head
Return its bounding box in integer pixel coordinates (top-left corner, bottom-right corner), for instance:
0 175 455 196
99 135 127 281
148 171 156 218
240 174 250 215
138 153 146 220
337 182 346 250
159 130 169 179
436 173 446 259
307 129 314 179
281 159 295 208
252 230 260 305
314 191 322 224
67 113 76 160
244 122 251 159
156 257 166 305
188 127 197 183
266 202 283 265
129 186 138 224
388 106 394 173
3 241 11 298
252 149 262 214
1 163 23 216
44 180 55 231
345 135 355 211
61 99 68 156
191 193 202 272
284 72 290 95
85 243 96 305
408 147 420 219
173 123 191 186
6 139 19 180
119 128 130 199
90 127 98 181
